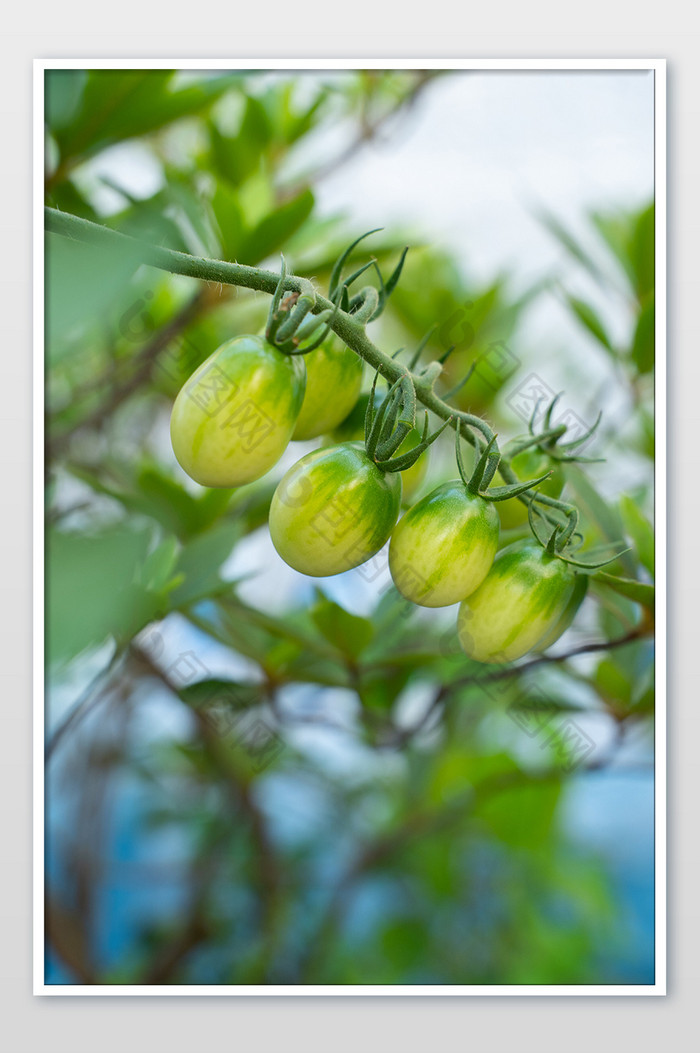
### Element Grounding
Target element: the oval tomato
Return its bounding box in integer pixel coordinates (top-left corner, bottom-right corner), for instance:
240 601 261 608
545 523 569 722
534 572 588 652
457 540 576 663
292 338 363 441
389 482 499 607
269 442 402 576
495 449 565 530
170 335 305 488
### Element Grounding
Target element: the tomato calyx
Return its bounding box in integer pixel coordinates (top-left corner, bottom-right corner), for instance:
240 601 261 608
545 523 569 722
365 371 452 474
455 430 551 504
514 392 604 465
264 255 343 357
527 501 629 572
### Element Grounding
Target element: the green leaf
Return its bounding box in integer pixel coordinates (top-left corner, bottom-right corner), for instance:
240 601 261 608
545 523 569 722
45 70 88 131
170 521 241 607
210 181 246 260
179 678 262 711
594 658 632 709
564 294 616 355
140 535 181 592
592 572 654 609
566 466 635 577
538 208 608 287
619 496 654 576
45 230 144 361
47 524 165 663
310 593 374 660
630 203 655 302
208 95 271 187
238 188 314 264
53 70 241 169
630 292 655 374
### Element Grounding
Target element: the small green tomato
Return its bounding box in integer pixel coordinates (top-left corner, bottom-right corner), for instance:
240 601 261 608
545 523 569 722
457 540 576 663
269 442 402 577
292 338 363 441
534 572 588 652
170 335 305 488
389 481 499 607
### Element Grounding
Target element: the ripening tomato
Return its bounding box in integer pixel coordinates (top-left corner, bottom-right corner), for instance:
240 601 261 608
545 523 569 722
269 442 402 576
457 540 576 663
495 449 565 530
388 482 499 607
170 335 305 488
292 338 363 441
534 572 588 652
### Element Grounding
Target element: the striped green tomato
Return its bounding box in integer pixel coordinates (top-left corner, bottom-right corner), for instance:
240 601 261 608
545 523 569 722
389 482 499 607
292 338 363 441
534 572 588 652
269 442 402 577
457 540 576 663
170 335 305 488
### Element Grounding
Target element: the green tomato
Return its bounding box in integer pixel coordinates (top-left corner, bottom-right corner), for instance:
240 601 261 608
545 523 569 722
389 482 499 607
269 442 402 577
170 335 305 488
292 339 363 441
495 449 565 530
534 572 588 652
457 540 576 663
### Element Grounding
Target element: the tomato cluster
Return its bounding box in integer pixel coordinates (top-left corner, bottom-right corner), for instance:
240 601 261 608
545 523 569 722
170 333 586 664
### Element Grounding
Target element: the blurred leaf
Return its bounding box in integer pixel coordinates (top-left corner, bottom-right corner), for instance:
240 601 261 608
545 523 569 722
140 535 180 591
593 572 654 610
47 524 165 663
630 292 655 374
45 230 143 361
170 520 241 606
310 593 374 660
538 208 608 287
592 202 654 303
180 677 262 711
470 757 561 847
208 95 271 187
630 203 655 302
566 466 635 577
238 188 315 263
50 70 241 170
210 181 246 260
619 496 654 576
45 70 88 130
564 294 616 355
594 658 631 710
380 918 430 969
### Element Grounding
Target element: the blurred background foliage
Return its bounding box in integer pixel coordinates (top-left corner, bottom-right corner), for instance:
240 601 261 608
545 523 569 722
45 69 655 985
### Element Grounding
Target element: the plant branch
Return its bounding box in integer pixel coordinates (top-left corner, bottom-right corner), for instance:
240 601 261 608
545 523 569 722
45 206 503 461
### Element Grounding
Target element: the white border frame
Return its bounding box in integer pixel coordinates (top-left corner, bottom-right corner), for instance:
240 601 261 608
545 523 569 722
34 57 666 996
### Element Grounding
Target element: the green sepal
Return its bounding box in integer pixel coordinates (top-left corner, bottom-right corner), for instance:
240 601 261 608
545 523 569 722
466 433 499 494
374 415 452 473
328 228 382 301
480 472 553 502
